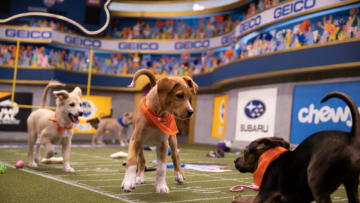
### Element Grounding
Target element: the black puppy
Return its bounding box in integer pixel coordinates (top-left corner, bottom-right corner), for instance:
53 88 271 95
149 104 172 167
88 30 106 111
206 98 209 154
234 92 360 203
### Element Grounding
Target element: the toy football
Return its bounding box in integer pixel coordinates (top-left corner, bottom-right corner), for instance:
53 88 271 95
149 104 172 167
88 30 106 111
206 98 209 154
15 160 24 169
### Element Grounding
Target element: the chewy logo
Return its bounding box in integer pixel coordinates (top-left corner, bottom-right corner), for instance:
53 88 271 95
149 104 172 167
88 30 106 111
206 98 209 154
297 104 360 127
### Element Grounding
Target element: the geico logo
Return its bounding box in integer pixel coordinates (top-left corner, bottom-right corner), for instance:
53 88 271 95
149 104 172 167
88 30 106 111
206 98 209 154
239 15 261 34
274 0 316 19
5 29 52 39
221 32 235 45
64 35 102 48
174 40 210 50
118 42 159 50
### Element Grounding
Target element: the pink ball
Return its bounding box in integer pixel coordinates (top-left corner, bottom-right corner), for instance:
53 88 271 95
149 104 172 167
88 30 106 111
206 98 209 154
15 160 24 169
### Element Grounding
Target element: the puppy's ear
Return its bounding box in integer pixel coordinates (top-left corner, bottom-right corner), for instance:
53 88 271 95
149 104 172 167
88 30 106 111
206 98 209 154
54 90 69 100
255 137 290 151
157 77 176 109
72 87 82 97
183 76 198 95
268 137 290 149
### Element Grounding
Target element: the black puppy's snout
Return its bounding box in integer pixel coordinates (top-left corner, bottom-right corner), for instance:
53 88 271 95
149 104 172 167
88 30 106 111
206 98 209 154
78 112 83 117
187 110 194 117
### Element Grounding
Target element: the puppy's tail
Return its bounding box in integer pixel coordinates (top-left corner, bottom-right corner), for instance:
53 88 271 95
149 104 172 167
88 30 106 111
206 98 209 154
40 80 65 108
321 91 360 140
128 69 156 88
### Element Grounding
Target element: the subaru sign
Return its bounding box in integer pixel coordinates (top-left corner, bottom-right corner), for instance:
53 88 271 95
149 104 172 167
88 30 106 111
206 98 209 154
235 88 277 141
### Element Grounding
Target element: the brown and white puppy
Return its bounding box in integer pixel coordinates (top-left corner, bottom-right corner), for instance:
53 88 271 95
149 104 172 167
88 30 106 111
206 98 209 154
234 92 360 203
27 81 83 173
122 69 198 193
87 112 133 146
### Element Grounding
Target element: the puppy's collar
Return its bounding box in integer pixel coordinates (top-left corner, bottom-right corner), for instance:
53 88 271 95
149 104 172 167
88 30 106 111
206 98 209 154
140 96 178 135
117 117 129 128
253 146 288 187
48 113 73 136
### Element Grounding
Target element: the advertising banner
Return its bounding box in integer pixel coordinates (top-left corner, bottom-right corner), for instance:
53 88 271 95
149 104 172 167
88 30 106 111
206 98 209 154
235 88 278 141
235 0 348 36
0 0 349 52
211 94 228 139
0 92 32 132
73 95 111 134
291 81 360 144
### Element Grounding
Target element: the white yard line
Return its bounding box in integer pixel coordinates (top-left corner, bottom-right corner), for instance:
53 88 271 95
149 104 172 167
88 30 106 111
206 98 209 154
3 163 134 203
99 177 250 188
116 185 248 196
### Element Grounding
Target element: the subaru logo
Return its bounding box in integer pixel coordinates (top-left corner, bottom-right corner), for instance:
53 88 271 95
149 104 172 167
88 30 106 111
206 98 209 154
244 100 266 119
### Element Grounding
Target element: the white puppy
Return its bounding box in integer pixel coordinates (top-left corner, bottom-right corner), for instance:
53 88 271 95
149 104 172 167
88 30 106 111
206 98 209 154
27 81 83 173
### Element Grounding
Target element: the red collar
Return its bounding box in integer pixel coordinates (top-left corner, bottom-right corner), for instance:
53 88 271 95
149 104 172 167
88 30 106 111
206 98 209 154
253 146 288 187
48 113 73 136
140 96 178 135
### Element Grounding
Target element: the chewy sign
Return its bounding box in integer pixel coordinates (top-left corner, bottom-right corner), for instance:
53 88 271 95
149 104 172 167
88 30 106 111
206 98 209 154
290 81 360 144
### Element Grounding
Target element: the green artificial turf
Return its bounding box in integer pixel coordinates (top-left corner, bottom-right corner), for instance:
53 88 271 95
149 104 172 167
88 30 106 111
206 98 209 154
0 144 354 202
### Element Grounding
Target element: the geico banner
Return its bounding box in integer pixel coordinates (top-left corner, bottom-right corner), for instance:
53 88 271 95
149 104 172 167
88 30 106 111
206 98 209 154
235 0 349 36
235 88 278 142
73 95 112 134
291 82 360 145
55 31 230 52
0 92 32 132
0 27 53 41
0 27 246 52
0 0 348 52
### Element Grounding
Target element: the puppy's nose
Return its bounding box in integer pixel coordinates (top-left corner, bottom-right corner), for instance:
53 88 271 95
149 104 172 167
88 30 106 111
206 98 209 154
187 110 194 117
79 112 83 117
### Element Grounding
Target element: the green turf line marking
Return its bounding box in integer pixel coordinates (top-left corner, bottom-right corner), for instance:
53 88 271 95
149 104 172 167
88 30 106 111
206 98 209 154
3 163 134 203
159 195 235 203
72 152 118 161
57 172 122 177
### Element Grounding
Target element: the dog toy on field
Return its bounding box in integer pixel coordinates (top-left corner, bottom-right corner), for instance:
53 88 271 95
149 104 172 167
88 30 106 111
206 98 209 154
15 160 24 169
230 184 259 192
110 151 128 159
0 163 6 174
41 157 63 164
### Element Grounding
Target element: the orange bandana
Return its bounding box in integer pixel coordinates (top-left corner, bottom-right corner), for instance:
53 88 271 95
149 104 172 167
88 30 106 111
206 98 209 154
253 146 288 187
48 113 73 136
141 97 179 135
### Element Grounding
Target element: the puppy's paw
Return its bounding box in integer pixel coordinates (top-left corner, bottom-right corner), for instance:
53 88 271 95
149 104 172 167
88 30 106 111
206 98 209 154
34 156 41 163
155 182 169 193
136 171 144 184
28 162 38 168
122 165 137 192
122 177 136 192
174 170 185 184
64 166 75 173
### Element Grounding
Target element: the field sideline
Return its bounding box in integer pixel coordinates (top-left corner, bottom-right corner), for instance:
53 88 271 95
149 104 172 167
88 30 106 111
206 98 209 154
0 144 353 202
